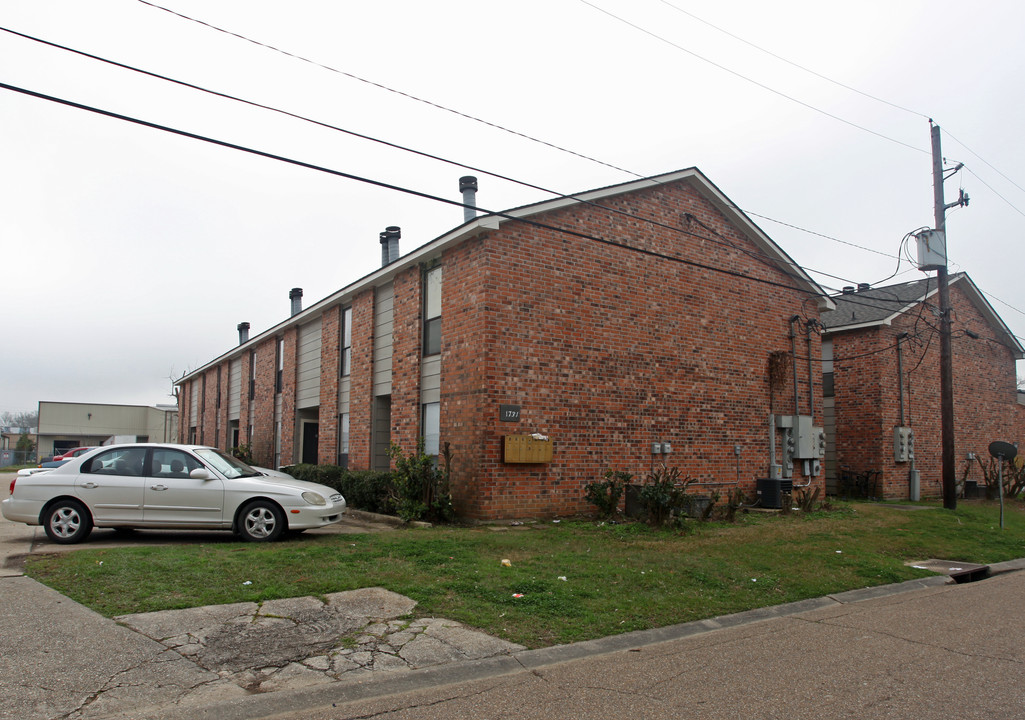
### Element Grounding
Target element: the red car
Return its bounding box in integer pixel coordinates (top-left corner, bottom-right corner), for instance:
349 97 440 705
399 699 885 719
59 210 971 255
44 447 96 466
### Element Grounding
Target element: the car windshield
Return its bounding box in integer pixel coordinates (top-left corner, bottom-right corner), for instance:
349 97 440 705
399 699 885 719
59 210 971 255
195 448 262 479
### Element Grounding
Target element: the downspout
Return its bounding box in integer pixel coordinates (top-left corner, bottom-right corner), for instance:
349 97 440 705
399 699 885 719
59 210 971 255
788 316 801 415
805 320 816 417
896 332 908 426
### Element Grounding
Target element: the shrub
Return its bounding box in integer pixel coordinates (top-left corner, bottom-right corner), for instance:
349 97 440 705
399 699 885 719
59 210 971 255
639 465 693 527
230 443 254 464
584 469 632 519
388 440 454 523
281 464 395 515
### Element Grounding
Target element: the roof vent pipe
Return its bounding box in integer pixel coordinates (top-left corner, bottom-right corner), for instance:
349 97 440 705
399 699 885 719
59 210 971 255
857 283 871 292
842 286 855 294
380 226 400 266
237 322 250 345
289 288 303 316
459 176 478 223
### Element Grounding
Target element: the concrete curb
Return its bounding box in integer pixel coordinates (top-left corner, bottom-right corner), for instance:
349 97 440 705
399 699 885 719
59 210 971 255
344 508 432 529
142 569 989 720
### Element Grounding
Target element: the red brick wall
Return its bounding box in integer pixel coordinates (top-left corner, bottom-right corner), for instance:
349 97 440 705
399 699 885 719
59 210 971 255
202 368 218 447
177 381 190 441
250 337 277 466
318 307 340 464
830 282 1020 498
280 327 298 465
440 181 824 519
348 289 376 469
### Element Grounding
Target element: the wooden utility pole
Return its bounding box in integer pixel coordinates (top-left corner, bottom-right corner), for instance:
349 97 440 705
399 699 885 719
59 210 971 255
930 121 957 510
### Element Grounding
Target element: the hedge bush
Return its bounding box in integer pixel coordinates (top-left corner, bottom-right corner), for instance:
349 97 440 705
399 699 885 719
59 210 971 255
281 464 395 515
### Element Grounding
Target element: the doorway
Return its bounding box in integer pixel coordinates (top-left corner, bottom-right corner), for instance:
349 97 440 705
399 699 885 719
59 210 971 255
301 421 320 465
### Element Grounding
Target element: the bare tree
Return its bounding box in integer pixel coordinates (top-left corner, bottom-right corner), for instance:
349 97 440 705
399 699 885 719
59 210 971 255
0 410 39 428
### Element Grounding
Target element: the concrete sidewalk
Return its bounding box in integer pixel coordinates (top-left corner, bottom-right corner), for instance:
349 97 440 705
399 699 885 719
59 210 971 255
0 473 521 719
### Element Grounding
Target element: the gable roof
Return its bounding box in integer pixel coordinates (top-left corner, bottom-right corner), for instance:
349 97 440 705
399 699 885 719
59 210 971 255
821 273 1024 359
178 168 834 384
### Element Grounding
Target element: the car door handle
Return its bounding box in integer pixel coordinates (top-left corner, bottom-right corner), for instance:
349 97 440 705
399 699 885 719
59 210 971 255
150 484 168 491
81 482 98 489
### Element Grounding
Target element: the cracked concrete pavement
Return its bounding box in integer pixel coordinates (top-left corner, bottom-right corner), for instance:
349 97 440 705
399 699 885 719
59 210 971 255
0 472 521 720
116 588 522 696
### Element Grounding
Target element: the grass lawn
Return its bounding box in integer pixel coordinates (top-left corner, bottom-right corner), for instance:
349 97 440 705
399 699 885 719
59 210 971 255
25 500 1025 649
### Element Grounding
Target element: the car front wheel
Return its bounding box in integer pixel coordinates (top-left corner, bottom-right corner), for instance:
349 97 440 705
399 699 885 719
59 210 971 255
237 500 285 542
43 499 93 544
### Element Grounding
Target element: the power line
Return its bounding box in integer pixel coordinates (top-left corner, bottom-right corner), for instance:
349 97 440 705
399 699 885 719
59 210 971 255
0 80 833 302
131 0 938 265
0 25 869 295
963 166 1025 220
6 22 1015 320
135 0 639 178
576 0 928 155
943 127 1025 199
655 0 931 120
589 2 1025 229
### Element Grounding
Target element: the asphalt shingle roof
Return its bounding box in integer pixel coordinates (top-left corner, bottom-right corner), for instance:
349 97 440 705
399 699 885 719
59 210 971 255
820 274 963 330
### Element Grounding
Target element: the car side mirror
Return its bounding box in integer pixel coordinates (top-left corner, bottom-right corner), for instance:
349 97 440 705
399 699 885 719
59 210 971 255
189 468 214 480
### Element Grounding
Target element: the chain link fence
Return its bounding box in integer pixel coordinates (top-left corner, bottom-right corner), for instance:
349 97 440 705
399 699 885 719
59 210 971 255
0 449 37 468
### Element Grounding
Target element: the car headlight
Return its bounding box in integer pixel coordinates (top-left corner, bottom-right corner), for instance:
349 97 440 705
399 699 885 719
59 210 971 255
301 491 327 506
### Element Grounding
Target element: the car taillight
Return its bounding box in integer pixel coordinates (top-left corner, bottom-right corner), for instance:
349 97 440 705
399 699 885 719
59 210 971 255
9 477 15 495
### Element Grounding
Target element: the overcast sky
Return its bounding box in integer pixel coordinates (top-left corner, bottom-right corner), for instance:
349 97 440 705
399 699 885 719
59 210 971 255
3 0 1025 416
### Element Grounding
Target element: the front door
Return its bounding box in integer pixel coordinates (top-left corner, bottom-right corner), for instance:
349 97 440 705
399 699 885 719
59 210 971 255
301 422 319 465
372 396 392 471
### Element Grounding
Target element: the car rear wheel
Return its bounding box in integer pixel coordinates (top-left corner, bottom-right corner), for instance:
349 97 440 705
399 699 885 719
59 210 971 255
237 500 285 542
43 499 93 544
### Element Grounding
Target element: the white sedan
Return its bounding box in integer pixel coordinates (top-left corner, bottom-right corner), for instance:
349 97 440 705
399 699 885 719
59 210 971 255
1 444 346 544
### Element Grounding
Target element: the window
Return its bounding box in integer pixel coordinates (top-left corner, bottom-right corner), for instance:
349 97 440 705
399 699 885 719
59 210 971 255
340 307 352 377
83 447 148 477
423 266 442 356
823 372 835 398
275 337 284 394
338 412 350 468
150 448 202 478
422 402 440 456
188 426 197 444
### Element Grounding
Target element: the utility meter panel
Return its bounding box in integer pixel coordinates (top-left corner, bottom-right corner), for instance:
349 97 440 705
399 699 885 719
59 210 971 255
776 415 822 477
794 416 816 458
893 427 915 463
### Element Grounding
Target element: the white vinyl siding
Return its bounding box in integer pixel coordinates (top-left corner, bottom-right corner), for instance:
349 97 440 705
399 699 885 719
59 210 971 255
189 379 199 425
296 318 322 410
373 283 394 397
227 358 242 419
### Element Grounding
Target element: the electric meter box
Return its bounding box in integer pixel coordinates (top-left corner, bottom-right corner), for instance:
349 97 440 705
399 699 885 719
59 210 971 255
894 427 915 463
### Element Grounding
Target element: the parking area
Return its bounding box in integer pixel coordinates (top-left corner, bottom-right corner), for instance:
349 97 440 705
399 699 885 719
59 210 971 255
0 470 396 568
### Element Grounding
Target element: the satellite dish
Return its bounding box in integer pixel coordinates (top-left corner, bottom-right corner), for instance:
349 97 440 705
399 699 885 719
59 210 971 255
988 441 1018 461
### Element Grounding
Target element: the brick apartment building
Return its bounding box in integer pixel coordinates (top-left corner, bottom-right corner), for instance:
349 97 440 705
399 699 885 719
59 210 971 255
177 168 837 519
821 274 1025 499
